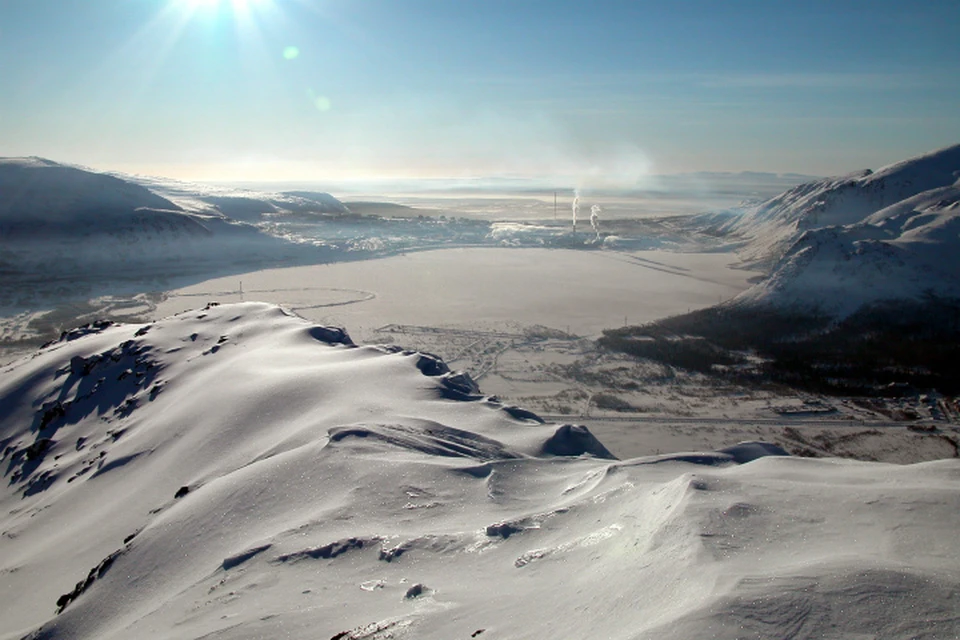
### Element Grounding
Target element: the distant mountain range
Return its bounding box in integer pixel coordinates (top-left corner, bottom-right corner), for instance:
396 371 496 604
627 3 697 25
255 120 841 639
632 170 816 199
1 156 350 231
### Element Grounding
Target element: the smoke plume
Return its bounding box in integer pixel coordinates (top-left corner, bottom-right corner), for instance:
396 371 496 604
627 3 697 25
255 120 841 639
572 189 580 233
590 204 601 241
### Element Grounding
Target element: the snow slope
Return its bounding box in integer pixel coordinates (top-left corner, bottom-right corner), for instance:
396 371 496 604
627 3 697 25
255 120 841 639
1 302 957 639
725 144 960 315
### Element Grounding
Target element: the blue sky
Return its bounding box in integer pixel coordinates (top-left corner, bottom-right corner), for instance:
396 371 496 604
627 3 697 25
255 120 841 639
1 0 959 182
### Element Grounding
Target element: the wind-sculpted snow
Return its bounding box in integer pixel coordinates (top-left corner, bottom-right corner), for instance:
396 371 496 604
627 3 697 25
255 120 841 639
0 303 957 639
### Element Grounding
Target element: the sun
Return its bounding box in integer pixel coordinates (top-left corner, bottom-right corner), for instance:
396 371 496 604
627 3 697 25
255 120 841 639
172 0 278 28
180 0 272 12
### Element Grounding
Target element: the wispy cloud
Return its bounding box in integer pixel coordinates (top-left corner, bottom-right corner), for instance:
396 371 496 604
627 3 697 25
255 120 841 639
695 71 932 90
462 68 955 97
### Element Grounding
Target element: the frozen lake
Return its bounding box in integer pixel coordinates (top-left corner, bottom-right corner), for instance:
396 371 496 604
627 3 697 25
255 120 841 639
153 247 760 340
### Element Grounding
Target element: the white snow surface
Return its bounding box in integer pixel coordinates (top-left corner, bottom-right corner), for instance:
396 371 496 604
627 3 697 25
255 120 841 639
728 144 960 315
1 303 958 639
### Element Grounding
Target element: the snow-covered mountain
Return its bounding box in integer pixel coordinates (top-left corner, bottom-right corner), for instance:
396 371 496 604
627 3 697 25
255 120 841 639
736 184 960 314
721 144 960 267
0 158 315 285
0 158 183 234
725 144 960 315
1 302 958 639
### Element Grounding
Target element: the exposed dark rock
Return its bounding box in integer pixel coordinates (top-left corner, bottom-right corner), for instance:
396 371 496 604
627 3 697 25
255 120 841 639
55 548 124 613
38 403 68 431
441 371 480 396
404 583 427 599
541 424 616 459
485 522 524 539
502 405 545 424
222 544 272 570
69 355 105 377
24 438 54 461
307 325 354 346
378 543 408 563
275 537 376 563
415 353 449 376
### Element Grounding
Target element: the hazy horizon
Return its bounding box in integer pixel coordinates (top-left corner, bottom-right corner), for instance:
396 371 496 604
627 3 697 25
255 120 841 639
2 1 959 183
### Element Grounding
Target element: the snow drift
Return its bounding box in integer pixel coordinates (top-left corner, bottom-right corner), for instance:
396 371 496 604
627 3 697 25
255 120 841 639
1 303 957 639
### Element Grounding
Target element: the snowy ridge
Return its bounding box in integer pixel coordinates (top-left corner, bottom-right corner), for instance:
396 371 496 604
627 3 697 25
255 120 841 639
728 144 960 315
1 303 958 639
734 206 960 315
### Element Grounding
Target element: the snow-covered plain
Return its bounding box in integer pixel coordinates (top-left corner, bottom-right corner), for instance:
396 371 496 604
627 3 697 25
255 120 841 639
2 302 958 640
